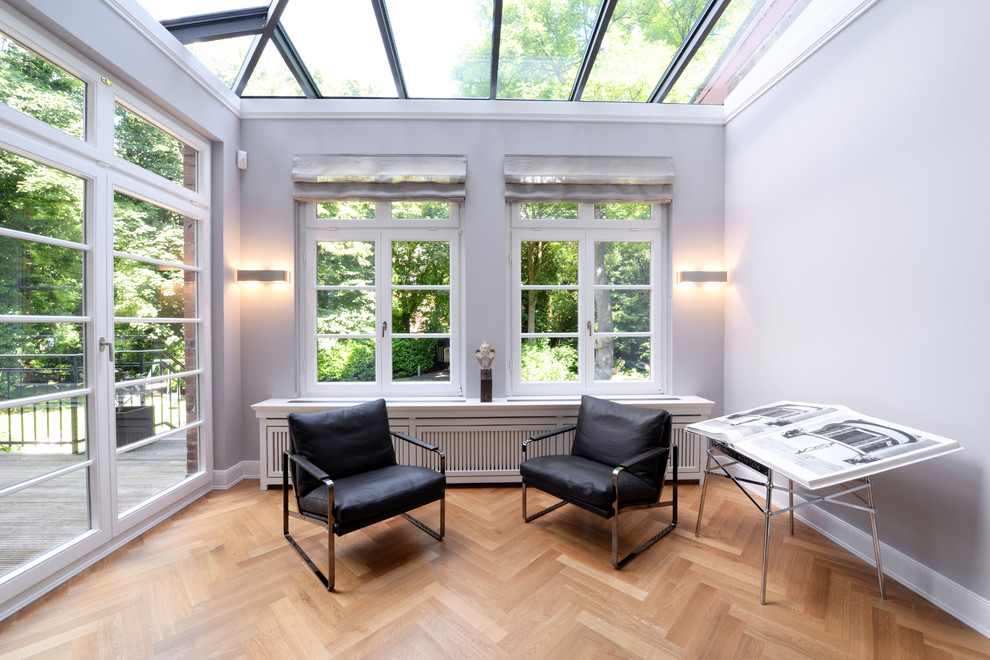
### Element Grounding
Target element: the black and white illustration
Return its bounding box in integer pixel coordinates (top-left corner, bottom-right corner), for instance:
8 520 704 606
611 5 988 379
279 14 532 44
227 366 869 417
688 403 961 489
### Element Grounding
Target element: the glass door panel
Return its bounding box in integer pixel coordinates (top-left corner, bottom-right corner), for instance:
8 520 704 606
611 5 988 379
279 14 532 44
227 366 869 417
112 193 201 515
0 149 92 578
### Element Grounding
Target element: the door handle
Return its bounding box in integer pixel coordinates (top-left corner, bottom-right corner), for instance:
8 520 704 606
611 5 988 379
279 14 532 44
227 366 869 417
99 336 114 361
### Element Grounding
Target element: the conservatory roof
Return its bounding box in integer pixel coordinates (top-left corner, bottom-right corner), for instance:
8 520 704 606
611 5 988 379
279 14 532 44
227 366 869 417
135 0 809 104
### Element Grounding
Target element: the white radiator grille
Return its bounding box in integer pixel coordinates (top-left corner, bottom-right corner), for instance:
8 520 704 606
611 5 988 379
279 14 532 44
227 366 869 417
418 425 563 477
266 426 291 479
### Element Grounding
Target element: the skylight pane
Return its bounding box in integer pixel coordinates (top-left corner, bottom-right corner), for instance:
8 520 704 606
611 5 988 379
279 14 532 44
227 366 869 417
581 0 707 102
496 0 599 100
186 36 254 89
281 0 397 98
241 40 305 97
138 0 258 22
666 0 809 104
387 0 492 99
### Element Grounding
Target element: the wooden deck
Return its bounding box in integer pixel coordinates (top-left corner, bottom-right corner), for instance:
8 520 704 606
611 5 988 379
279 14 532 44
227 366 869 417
0 435 192 576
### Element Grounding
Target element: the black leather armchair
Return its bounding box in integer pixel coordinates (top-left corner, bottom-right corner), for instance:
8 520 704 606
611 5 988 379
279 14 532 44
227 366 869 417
283 399 445 590
520 395 677 568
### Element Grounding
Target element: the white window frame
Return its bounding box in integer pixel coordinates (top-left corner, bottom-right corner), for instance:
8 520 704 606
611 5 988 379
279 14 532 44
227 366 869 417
299 202 462 397
508 202 670 396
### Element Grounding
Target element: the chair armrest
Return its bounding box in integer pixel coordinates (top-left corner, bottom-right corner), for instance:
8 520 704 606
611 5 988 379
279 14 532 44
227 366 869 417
392 431 442 454
285 451 333 487
611 445 670 477
392 432 446 474
523 425 577 452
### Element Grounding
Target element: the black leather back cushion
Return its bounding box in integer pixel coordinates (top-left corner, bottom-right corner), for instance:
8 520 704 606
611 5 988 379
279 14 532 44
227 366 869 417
287 399 397 492
570 395 670 487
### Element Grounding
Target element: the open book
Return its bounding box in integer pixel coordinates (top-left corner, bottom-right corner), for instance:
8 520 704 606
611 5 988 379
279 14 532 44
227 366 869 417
686 401 961 489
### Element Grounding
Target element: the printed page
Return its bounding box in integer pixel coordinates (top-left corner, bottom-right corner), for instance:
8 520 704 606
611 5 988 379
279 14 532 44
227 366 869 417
737 411 961 489
686 401 845 445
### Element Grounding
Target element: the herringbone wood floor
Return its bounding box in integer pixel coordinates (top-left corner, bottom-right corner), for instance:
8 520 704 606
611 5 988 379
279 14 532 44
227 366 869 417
1 479 987 659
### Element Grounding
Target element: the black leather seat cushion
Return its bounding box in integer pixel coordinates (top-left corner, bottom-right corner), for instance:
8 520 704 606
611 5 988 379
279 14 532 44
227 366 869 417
520 454 659 518
570 395 670 488
287 399 397 494
299 464 445 535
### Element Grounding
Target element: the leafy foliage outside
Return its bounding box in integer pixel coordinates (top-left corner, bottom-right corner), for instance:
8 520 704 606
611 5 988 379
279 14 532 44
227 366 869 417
0 31 84 138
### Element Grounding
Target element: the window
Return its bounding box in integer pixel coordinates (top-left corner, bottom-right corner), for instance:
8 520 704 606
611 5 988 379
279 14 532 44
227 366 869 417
114 101 198 191
302 207 459 396
293 154 467 397
504 155 673 395
0 29 85 138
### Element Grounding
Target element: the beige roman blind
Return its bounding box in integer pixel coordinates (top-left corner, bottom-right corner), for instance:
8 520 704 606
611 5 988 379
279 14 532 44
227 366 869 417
503 154 674 203
292 154 467 201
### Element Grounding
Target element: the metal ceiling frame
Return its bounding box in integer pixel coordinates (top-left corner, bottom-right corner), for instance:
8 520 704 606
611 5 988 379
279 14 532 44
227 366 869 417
569 0 618 102
159 0 740 105
648 0 733 103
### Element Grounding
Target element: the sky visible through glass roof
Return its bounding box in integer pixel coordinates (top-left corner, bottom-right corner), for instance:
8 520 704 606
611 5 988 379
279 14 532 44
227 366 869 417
138 0 809 104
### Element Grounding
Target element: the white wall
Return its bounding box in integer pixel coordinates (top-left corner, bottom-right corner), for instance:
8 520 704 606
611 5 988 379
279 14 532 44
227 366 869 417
725 0 990 608
238 104 727 460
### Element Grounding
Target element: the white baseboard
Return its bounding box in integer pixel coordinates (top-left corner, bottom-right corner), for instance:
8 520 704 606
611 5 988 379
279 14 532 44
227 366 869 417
212 460 259 489
763 488 990 639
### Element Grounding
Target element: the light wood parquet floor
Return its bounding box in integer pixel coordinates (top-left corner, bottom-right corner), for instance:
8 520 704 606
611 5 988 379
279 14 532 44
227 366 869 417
1 478 988 659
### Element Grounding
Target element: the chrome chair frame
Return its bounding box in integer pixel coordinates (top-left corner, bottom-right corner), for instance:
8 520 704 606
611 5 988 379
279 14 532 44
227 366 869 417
283 432 445 591
522 426 678 569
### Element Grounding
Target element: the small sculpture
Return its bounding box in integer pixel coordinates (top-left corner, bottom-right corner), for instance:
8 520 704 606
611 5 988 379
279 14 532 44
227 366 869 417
475 342 495 402
475 342 496 369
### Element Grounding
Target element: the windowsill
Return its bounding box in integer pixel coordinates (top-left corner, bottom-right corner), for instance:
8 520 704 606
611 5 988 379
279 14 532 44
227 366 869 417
252 394 714 417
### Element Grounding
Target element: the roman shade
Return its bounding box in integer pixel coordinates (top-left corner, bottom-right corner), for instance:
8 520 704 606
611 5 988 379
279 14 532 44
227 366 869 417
504 155 674 203
292 154 467 201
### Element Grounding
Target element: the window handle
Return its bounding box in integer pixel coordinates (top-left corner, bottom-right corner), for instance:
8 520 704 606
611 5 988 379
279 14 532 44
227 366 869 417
382 321 388 337
587 320 592 337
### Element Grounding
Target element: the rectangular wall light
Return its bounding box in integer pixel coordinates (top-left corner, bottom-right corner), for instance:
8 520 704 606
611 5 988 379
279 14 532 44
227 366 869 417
236 269 289 282
677 270 728 284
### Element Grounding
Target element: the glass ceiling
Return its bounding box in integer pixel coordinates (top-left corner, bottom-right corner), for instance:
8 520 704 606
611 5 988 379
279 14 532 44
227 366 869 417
138 0 810 103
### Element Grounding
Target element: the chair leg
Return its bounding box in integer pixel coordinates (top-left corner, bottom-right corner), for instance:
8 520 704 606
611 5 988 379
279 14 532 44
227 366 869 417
612 446 680 569
283 462 336 590
522 481 568 523
402 492 446 541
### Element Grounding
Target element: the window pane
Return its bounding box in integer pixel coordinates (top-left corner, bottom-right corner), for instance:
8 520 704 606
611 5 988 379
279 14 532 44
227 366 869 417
114 322 196 383
185 36 253 89
0 236 83 316
594 203 650 220
317 337 376 382
317 290 375 334
0 149 84 243
392 290 450 333
116 429 199 513
241 40 305 97
317 241 375 286
392 241 450 285
114 375 195 445
391 201 451 220
281 0 397 98
581 0 705 102
496 0 598 100
0 468 90 579
520 241 578 285
114 259 196 320
0 322 85 401
0 398 88 475
594 289 650 333
113 193 191 263
317 201 376 220
387 0 492 98
114 103 197 190
595 241 650 285
595 337 650 381
520 202 578 220
0 31 85 138
520 290 578 333
520 337 578 381
392 338 450 382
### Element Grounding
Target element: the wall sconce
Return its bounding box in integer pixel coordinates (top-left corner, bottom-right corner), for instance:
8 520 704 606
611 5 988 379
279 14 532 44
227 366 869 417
237 269 290 283
677 270 728 284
